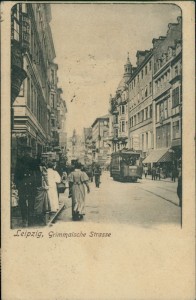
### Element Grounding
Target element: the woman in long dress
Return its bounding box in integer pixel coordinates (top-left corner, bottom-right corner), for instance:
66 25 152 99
34 161 51 224
47 161 61 212
68 162 90 221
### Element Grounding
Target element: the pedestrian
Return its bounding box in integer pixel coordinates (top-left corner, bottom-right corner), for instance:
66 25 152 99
14 146 37 227
94 163 102 188
171 164 177 182
151 165 156 180
144 165 148 178
34 160 51 225
68 161 90 221
156 165 161 180
47 161 61 213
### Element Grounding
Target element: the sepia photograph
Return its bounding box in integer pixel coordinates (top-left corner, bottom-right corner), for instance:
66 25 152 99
1 1 195 300
10 2 183 228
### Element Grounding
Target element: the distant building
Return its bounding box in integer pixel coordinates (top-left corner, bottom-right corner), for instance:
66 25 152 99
57 88 68 153
109 54 132 152
67 130 85 163
91 115 110 165
83 128 93 164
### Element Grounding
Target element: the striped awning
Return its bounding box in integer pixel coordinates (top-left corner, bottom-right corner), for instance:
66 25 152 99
143 148 172 164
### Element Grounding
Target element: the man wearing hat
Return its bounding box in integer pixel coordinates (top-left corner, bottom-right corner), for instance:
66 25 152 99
14 145 37 226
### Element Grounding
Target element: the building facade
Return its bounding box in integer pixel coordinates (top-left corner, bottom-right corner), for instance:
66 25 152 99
91 115 110 165
128 50 154 157
83 128 93 164
150 17 182 164
109 55 132 152
107 16 182 171
57 88 68 153
11 4 67 171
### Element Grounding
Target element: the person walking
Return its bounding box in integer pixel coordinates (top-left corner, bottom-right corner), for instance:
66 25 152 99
14 146 37 227
151 165 156 180
144 165 148 178
68 161 90 221
94 163 102 188
156 165 161 180
171 164 177 182
47 161 61 213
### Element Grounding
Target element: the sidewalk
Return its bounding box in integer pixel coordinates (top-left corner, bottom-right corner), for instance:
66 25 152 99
143 175 179 183
11 192 69 229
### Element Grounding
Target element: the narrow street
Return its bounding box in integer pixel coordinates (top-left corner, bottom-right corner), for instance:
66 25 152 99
57 172 181 228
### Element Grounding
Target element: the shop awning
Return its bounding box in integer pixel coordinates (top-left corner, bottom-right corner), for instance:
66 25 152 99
143 148 172 164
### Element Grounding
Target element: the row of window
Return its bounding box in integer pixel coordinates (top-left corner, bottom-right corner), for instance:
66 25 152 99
130 105 152 128
130 60 152 90
156 87 181 123
130 131 152 151
11 4 27 42
27 76 47 132
156 99 169 122
154 70 170 93
154 45 181 73
130 82 152 108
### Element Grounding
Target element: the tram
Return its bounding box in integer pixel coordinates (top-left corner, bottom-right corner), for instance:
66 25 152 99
110 150 143 182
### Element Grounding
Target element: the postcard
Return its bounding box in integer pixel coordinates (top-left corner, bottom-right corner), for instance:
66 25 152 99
1 1 195 300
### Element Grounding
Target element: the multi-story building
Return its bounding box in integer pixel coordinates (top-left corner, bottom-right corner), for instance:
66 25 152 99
67 130 85 163
143 16 182 168
109 55 132 152
49 62 59 149
127 50 154 157
11 4 67 171
57 88 68 153
83 128 93 164
91 115 110 165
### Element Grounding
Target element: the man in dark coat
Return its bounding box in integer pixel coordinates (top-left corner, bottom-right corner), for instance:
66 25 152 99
14 146 37 226
94 163 102 188
151 165 156 180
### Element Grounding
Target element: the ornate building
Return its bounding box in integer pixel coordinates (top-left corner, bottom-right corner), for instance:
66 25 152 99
11 4 67 171
109 54 132 152
91 115 110 165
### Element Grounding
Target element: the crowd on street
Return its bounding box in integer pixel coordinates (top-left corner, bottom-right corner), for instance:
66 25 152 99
11 147 103 227
11 146 182 228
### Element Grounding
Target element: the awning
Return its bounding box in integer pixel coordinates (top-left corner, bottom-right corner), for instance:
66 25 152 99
143 148 172 164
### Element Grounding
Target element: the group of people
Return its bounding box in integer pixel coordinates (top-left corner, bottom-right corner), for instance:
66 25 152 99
14 147 63 226
143 164 179 182
13 147 103 226
151 165 161 180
